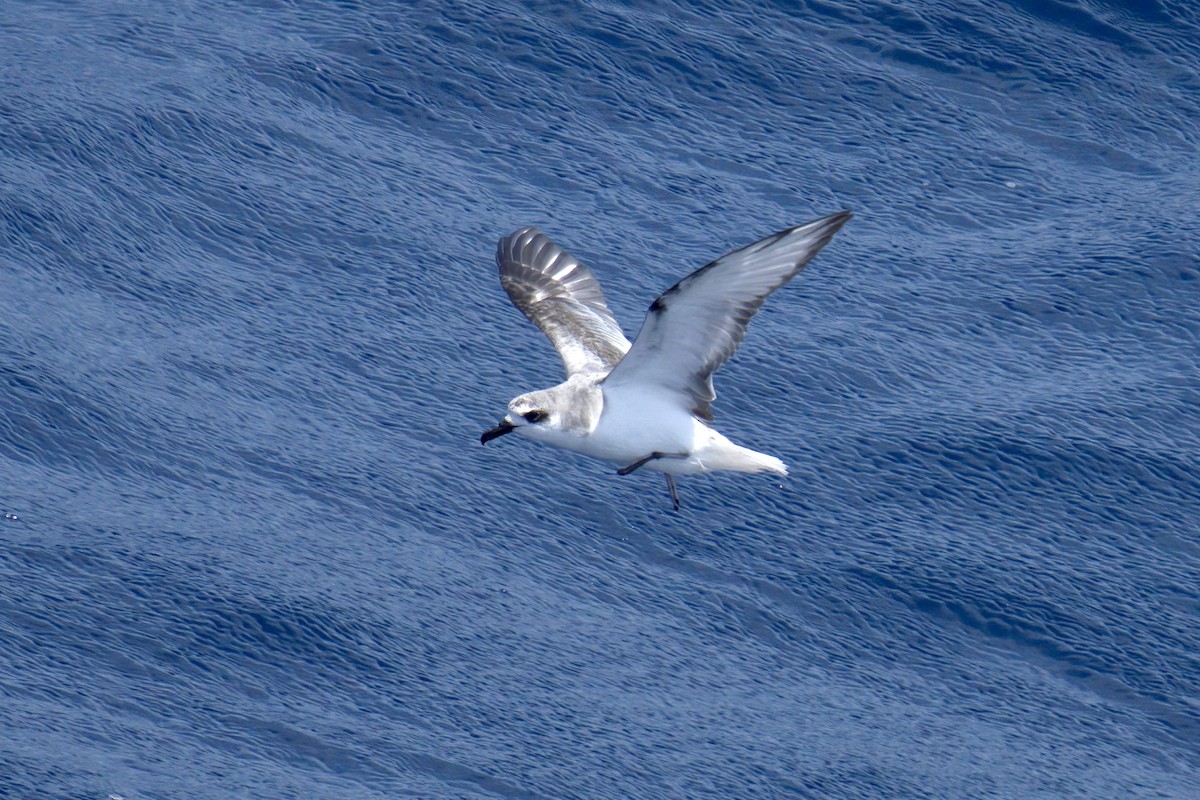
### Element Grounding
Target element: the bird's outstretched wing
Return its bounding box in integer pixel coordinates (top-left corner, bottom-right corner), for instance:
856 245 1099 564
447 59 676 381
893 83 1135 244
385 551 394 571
603 211 851 420
497 227 631 377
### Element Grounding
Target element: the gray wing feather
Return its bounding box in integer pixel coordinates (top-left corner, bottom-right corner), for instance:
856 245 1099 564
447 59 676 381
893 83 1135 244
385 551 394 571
497 227 631 377
603 211 851 420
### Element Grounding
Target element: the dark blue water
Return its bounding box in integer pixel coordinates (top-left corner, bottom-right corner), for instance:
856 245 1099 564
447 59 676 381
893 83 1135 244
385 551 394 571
2 1 1198 797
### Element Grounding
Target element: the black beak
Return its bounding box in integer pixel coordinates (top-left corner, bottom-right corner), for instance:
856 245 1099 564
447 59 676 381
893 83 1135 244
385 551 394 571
481 420 515 445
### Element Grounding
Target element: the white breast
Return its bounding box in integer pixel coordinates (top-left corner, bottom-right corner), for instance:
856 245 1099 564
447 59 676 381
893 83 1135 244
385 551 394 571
583 383 699 464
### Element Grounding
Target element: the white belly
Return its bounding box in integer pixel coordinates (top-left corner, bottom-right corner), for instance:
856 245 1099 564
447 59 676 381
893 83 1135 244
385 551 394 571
519 383 786 477
581 384 699 465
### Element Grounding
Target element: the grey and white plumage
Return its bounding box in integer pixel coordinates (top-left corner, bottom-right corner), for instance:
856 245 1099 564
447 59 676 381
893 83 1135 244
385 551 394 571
482 211 852 510
496 228 630 376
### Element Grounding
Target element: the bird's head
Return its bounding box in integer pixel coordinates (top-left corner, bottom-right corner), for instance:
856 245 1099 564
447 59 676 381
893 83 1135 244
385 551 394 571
480 391 556 445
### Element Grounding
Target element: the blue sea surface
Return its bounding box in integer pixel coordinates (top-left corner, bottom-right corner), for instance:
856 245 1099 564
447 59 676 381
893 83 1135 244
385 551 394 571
2 1 1198 798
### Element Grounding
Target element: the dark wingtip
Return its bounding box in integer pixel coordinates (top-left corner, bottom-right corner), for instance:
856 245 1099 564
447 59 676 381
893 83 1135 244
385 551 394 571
819 209 853 230
788 209 853 252
496 227 541 270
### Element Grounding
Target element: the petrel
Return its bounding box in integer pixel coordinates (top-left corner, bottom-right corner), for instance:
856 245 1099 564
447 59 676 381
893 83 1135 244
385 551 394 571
482 212 851 510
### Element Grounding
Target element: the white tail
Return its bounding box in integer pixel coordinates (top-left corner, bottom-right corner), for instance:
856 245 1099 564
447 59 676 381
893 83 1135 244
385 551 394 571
700 438 788 475
733 446 788 476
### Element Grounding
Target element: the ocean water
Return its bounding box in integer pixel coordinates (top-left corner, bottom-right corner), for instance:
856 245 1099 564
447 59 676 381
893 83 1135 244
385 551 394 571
2 0 1198 798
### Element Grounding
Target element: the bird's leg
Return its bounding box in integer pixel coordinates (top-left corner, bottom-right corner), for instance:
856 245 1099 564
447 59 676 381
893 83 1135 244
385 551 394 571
617 452 668 476
665 475 681 511
616 453 687 510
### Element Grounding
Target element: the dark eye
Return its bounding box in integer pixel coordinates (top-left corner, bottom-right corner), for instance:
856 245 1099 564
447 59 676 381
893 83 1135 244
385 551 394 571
523 409 547 424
